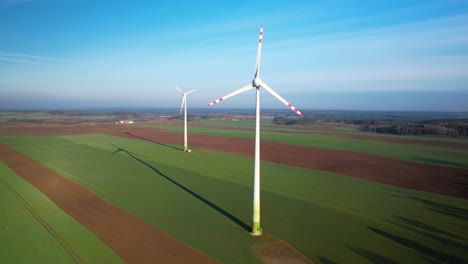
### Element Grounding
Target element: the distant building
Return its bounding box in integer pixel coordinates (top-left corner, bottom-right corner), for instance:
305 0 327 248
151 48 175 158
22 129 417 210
115 120 134 124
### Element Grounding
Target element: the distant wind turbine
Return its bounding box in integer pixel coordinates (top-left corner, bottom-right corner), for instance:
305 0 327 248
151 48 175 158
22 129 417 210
206 25 304 236
172 82 201 152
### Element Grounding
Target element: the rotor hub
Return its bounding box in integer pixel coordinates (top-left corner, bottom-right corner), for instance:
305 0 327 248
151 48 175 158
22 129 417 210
253 78 261 88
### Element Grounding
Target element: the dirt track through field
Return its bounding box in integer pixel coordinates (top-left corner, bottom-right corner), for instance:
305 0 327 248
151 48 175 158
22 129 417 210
1 124 467 199
0 142 218 264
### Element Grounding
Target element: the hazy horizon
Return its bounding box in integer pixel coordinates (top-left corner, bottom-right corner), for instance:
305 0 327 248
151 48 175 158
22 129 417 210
1 90 467 112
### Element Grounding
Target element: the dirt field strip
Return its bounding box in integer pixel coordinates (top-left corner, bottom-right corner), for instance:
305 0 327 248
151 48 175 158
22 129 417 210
0 142 218 264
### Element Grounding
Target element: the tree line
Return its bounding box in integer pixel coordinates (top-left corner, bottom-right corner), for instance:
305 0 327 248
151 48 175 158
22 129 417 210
366 120 468 137
273 116 468 137
273 117 317 126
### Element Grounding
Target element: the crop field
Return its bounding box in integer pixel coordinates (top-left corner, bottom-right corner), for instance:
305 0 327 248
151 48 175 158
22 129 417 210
0 120 467 263
135 121 468 169
0 111 119 123
0 161 124 263
0 112 53 122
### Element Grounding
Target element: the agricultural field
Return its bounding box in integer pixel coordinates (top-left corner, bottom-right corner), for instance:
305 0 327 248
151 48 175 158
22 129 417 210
0 111 53 122
0 161 125 264
0 111 123 124
0 119 467 263
135 120 468 169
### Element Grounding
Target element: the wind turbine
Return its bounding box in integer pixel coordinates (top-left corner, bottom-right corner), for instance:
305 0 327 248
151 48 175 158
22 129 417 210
172 82 201 152
206 25 304 236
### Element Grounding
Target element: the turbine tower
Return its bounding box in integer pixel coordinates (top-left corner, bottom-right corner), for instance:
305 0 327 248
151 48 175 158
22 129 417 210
172 82 201 152
206 25 304 236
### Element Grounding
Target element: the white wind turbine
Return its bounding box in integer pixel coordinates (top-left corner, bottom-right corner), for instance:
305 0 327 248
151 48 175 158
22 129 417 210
172 82 201 152
206 25 304 236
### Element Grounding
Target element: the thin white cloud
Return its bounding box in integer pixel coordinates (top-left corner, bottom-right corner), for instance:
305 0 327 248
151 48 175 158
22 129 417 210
0 56 47 65
0 52 72 65
0 52 73 63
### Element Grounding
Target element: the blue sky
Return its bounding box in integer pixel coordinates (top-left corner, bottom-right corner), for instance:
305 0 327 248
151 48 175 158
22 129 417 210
1 0 468 111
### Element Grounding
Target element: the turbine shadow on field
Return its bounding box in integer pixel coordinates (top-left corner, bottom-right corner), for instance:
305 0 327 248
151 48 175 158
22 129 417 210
385 218 468 250
348 246 397 264
408 196 468 221
367 226 464 263
124 132 183 151
112 145 251 232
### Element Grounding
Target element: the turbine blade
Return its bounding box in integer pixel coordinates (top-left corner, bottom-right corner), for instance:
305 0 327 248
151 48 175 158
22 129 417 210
254 24 264 78
206 84 254 106
186 87 201 94
260 81 304 117
180 96 186 114
171 81 184 94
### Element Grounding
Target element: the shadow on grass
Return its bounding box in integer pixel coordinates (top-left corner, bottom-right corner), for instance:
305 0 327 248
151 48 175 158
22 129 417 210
124 132 184 151
368 226 465 264
394 216 461 239
413 157 468 169
112 145 251 232
386 219 468 250
408 196 468 221
348 247 397 264
316 256 337 264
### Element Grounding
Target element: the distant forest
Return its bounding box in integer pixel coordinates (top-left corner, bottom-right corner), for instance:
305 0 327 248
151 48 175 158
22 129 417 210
273 116 468 137
364 119 468 137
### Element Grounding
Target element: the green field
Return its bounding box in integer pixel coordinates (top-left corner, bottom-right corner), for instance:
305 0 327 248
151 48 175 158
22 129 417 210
0 161 124 264
134 122 468 169
1 133 467 263
0 112 51 122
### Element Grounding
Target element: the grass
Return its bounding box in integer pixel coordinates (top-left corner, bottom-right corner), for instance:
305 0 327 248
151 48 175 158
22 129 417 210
0 161 125 264
1 134 467 264
333 127 364 132
134 122 468 169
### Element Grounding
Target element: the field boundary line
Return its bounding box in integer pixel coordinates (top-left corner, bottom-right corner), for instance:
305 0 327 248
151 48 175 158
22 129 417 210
0 174 84 264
